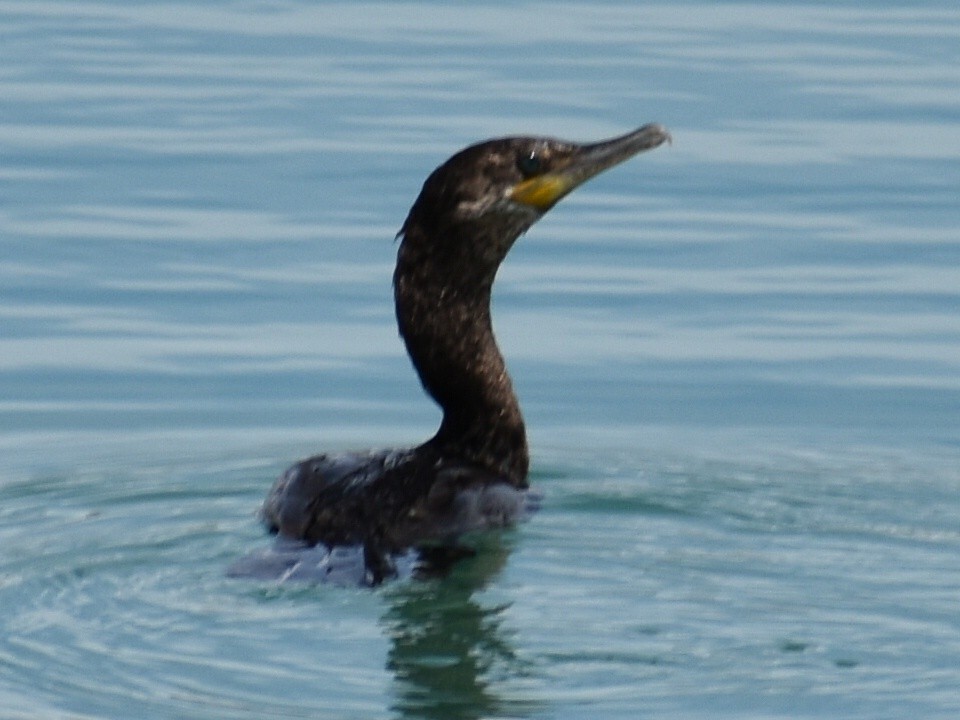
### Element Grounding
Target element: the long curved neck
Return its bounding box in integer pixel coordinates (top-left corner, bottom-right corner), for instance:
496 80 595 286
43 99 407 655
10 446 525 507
394 222 529 485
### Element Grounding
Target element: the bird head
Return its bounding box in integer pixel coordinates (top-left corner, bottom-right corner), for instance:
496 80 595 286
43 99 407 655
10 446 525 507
398 123 671 282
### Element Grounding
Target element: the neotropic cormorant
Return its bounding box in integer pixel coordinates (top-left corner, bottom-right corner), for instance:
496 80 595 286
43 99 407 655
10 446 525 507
256 123 670 584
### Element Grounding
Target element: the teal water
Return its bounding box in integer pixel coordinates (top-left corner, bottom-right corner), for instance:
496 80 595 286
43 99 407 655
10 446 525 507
2 1 960 718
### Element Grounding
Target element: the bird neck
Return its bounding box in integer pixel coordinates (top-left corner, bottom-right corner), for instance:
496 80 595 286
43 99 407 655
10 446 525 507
393 223 529 485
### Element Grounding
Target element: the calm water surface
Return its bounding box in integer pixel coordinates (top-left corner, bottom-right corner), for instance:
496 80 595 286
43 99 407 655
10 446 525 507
2 2 959 718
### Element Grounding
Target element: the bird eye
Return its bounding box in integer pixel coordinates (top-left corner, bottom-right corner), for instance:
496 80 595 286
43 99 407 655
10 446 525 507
517 150 542 177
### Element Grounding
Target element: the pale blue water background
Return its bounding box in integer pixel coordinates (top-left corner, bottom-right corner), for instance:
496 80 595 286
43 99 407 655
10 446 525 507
2 1 960 718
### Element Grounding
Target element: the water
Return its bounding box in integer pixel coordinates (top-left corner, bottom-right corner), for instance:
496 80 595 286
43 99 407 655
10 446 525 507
2 1 959 717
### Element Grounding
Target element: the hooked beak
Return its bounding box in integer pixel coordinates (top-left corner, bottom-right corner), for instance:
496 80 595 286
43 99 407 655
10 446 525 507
508 123 671 211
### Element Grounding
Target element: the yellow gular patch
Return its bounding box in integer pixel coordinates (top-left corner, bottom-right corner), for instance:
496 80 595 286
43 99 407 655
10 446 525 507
508 175 574 211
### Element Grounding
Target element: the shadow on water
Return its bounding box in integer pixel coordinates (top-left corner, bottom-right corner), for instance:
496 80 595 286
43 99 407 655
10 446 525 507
380 534 538 720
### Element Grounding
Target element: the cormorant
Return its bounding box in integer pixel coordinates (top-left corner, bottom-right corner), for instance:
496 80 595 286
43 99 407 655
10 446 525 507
256 123 670 584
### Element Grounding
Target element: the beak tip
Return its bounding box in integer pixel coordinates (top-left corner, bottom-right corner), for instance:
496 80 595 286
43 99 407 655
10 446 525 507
644 123 672 147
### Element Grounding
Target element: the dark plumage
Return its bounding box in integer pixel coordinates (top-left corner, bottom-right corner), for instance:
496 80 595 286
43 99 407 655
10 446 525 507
259 123 671 583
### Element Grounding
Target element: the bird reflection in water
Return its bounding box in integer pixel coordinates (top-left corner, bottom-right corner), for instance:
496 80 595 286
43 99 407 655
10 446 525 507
382 532 539 720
